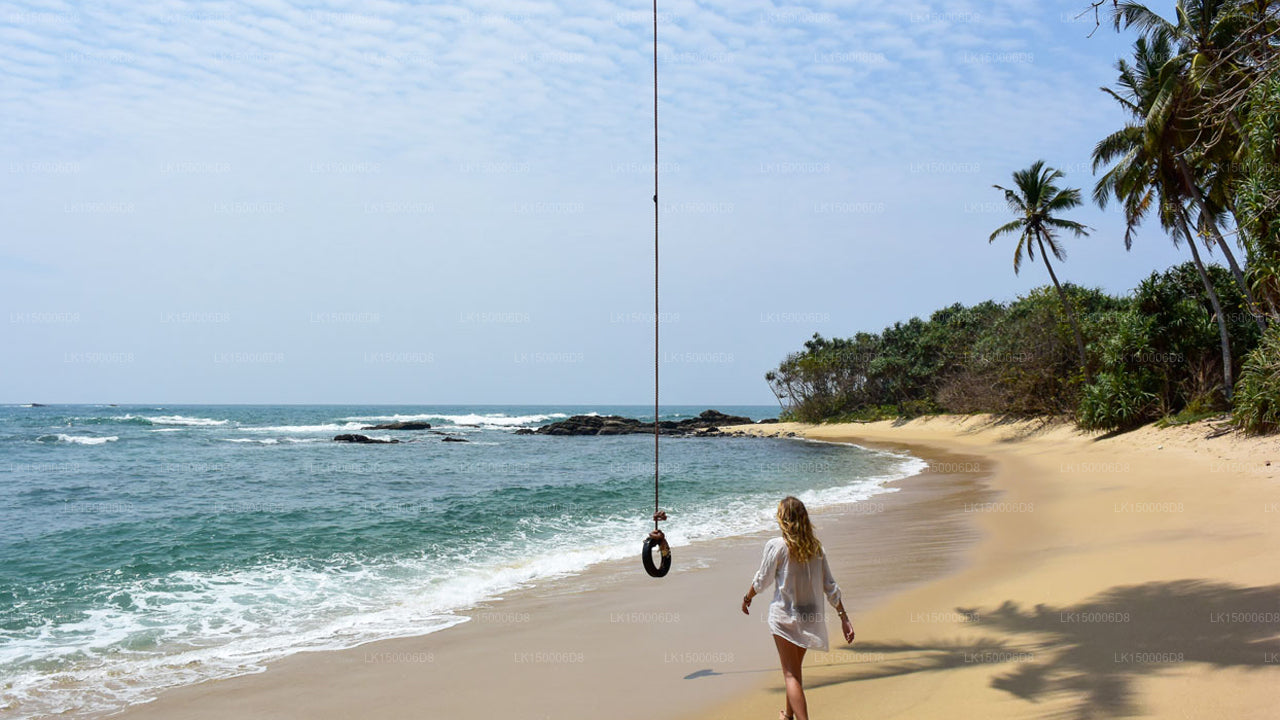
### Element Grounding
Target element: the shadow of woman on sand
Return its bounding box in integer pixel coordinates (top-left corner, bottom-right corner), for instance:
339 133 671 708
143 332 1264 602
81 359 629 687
811 579 1280 719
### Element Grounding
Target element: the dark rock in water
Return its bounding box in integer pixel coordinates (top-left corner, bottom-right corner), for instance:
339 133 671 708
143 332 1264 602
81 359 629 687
513 428 535 435
441 436 469 443
532 415 644 436
362 421 432 430
756 418 779 424
333 434 400 444
28 403 47 407
530 409 755 437
687 410 753 427
598 417 646 435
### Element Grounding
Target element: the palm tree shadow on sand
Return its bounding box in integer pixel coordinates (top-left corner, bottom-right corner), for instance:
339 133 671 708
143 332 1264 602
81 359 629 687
809 579 1280 719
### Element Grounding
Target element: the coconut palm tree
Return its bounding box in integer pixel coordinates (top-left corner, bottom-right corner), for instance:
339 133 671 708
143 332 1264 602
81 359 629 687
1109 0 1273 328
1094 34 1240 399
990 161 1092 379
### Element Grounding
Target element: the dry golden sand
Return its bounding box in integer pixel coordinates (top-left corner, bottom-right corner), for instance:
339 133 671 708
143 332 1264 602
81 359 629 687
113 415 1279 720
699 415 1280 720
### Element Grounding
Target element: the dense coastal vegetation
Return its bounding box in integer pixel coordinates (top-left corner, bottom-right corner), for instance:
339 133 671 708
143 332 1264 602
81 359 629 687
768 1 1280 434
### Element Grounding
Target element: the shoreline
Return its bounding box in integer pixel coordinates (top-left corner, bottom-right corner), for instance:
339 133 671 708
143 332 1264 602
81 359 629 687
106 413 1280 719
109 435 983 720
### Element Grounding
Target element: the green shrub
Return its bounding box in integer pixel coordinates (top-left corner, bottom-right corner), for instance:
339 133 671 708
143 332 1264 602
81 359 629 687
828 405 900 423
1233 326 1280 435
777 408 801 423
1077 371 1159 431
1156 394 1227 427
897 399 938 418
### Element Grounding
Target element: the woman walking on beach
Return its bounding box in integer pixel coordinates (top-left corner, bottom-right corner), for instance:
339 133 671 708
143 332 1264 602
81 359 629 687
743 497 855 720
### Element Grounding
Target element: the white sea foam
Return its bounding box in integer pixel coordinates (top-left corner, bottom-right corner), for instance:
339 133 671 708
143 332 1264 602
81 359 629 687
223 438 327 445
110 414 230 427
37 434 119 445
148 415 229 426
0 561 470 719
338 412 568 429
239 422 369 434
0 438 924 720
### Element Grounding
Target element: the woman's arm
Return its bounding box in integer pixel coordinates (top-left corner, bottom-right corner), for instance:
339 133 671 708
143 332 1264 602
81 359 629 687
820 552 842 607
823 553 855 642
743 540 779 615
834 597 855 640
835 600 855 642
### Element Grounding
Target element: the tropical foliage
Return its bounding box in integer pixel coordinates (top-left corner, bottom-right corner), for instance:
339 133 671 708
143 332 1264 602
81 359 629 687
1234 325 1280 433
767 264 1255 430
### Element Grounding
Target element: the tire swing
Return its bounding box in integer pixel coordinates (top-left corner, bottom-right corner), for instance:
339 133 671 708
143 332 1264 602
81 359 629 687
642 0 670 579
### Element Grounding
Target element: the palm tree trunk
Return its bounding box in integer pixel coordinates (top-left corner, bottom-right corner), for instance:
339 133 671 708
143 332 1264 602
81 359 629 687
1176 211 1235 402
1036 232 1090 381
1202 218 1274 327
1224 196 1280 319
1175 156 1270 331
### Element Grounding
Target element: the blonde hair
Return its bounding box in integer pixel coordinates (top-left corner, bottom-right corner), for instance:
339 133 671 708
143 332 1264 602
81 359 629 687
777 496 822 563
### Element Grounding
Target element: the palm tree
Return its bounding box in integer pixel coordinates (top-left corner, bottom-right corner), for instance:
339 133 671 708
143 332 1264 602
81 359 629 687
1094 34 1239 400
1109 0 1273 329
990 161 1092 379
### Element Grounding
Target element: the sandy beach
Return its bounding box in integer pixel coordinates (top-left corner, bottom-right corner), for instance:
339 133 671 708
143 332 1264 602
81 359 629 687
111 415 1280 720
699 416 1280 720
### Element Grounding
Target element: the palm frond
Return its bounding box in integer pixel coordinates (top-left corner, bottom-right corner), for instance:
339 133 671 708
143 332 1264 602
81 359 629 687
989 219 1024 243
1093 127 1140 172
1100 85 1142 115
1114 1 1177 43
1040 229 1068 262
1045 187 1085 213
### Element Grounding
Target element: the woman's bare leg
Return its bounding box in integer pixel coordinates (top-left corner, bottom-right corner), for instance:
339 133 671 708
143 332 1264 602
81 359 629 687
773 635 808 720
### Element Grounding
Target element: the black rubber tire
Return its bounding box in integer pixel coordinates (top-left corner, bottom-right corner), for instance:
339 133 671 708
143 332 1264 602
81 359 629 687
642 536 672 578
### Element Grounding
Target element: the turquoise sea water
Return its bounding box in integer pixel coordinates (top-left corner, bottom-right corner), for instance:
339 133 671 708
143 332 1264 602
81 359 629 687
0 404 923 718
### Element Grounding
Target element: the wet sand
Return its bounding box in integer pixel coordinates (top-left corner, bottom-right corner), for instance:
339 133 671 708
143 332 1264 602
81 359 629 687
115 437 987 719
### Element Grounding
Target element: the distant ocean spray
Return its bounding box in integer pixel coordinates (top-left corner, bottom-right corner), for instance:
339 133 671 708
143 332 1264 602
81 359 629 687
0 404 925 718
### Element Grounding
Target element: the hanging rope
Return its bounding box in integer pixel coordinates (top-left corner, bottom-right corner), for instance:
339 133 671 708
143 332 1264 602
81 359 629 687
652 0 660 529
642 0 670 579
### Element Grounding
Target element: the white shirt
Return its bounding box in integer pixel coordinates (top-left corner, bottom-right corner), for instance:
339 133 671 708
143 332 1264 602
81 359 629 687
751 537 843 651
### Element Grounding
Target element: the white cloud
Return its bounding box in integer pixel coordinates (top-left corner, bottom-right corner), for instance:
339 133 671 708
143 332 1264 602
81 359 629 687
0 0 1189 402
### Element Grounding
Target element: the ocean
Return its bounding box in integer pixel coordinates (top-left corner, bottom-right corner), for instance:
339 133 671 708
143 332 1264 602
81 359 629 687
0 404 924 718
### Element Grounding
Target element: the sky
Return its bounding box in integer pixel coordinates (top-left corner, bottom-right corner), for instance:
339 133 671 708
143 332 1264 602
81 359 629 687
0 0 1195 405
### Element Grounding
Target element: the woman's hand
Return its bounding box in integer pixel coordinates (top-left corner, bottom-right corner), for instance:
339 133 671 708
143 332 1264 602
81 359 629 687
741 594 752 615
841 615 855 643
